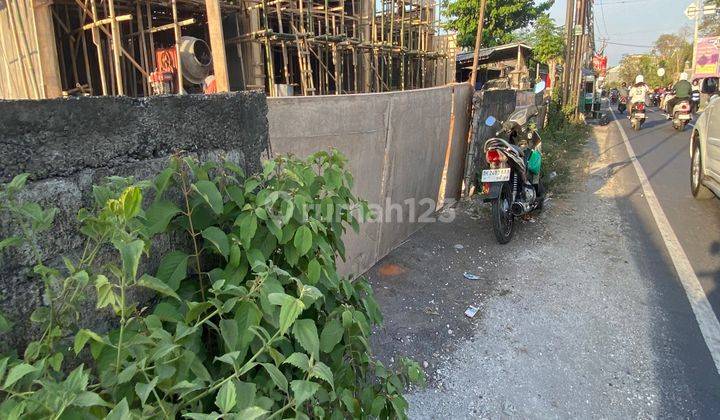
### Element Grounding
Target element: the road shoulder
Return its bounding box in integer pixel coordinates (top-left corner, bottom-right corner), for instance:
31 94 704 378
368 121 720 418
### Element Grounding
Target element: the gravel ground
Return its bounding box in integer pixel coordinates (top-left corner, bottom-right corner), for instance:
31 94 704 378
368 124 717 418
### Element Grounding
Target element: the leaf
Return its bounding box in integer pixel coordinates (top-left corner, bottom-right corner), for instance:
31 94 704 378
154 166 175 196
320 318 344 353
310 361 334 389
290 380 320 405
135 377 159 406
156 251 188 291
118 239 144 281
7 173 29 191
261 363 288 393
279 298 305 335
215 380 237 413
268 292 294 307
283 352 310 372
116 363 138 384
292 319 319 359
3 363 37 388
236 407 267 420
73 391 111 408
234 211 257 248
202 227 230 259
219 319 239 351
0 236 22 251
293 225 313 256
94 275 118 311
106 398 129 420
73 329 106 355
144 199 181 235
0 312 12 334
192 180 224 214
138 274 181 301
306 258 321 284
121 186 142 219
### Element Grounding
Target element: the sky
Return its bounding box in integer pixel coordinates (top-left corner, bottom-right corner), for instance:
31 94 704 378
545 0 695 66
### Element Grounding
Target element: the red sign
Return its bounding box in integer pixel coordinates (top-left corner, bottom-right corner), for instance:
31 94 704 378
592 53 607 76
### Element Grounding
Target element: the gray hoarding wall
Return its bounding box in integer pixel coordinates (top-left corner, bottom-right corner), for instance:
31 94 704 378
268 84 473 277
0 92 269 351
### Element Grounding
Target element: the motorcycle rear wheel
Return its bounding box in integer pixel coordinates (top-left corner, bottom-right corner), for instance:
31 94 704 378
491 182 515 244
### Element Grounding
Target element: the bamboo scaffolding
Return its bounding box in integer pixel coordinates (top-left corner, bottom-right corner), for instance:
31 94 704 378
1 0 445 99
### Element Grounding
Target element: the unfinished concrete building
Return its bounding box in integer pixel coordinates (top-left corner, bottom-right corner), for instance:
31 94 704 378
0 0 455 99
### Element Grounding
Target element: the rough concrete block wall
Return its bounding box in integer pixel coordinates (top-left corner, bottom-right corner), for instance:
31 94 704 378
0 92 269 351
267 84 472 277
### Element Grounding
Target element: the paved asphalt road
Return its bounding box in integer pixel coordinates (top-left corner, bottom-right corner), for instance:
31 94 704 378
607 106 720 415
612 108 720 318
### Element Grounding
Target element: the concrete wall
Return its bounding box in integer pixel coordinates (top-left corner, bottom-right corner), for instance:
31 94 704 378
0 92 268 350
268 84 473 276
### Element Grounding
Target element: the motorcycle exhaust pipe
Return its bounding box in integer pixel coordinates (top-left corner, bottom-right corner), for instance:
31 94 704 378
511 202 526 216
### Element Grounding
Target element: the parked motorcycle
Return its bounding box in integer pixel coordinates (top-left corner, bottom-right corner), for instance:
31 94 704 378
629 102 646 130
480 81 546 244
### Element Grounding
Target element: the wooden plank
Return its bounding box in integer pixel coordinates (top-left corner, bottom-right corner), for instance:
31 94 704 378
205 0 229 92
33 0 63 97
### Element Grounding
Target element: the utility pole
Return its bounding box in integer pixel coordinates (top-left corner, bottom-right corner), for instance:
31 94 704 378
562 0 576 103
469 0 487 89
572 0 589 118
692 0 703 75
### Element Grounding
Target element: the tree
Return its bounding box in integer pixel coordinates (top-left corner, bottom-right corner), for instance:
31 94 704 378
617 54 672 88
528 14 565 64
443 0 554 48
653 33 692 77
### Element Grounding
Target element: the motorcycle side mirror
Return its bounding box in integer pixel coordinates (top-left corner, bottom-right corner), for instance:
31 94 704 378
534 80 546 94
484 116 497 127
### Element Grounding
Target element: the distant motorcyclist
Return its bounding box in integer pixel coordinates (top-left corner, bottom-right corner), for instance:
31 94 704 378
618 81 629 114
664 72 692 117
692 79 701 113
628 75 651 118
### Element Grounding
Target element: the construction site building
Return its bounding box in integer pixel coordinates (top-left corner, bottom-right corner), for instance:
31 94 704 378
0 0 456 99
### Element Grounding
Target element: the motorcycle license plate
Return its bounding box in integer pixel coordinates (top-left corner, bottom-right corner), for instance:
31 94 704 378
481 168 511 182
679 114 691 120
634 113 645 119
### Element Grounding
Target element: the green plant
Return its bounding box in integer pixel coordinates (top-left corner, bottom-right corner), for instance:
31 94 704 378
539 99 590 192
0 150 424 419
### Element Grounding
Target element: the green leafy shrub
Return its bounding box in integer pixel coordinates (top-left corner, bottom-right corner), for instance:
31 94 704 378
0 150 424 419
540 98 590 192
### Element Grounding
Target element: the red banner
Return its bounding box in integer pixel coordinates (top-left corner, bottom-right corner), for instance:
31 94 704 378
592 53 607 76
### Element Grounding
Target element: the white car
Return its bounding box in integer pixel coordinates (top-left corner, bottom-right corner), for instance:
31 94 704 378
691 94 720 199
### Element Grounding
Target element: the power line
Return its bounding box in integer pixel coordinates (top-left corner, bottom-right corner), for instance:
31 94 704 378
604 41 654 48
595 0 651 5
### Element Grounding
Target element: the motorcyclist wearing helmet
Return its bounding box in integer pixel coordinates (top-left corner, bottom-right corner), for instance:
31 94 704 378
664 72 692 117
628 75 651 118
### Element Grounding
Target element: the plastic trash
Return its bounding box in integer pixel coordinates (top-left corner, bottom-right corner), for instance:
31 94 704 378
463 272 481 280
464 305 479 318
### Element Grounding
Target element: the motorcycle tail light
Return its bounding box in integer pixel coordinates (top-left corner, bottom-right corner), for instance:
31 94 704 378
486 149 502 164
680 103 690 111
636 103 645 110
